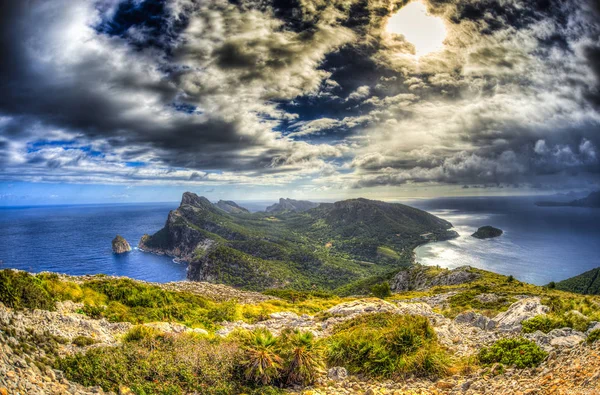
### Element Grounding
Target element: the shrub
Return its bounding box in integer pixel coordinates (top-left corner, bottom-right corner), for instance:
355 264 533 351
123 325 162 343
0 270 55 310
371 282 392 299
507 275 514 283
81 303 105 319
240 329 283 385
207 300 240 323
279 330 324 386
72 336 98 347
326 313 449 378
478 338 547 368
522 315 561 334
56 333 244 395
547 281 556 289
522 312 590 334
587 329 600 344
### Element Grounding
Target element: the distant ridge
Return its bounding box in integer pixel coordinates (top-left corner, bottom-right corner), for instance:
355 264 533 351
265 198 319 213
215 200 249 214
554 267 600 295
536 191 600 208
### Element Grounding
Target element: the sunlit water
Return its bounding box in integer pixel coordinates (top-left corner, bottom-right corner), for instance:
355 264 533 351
408 196 600 285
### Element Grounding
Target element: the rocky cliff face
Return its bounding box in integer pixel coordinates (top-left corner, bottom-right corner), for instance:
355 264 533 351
111 235 131 254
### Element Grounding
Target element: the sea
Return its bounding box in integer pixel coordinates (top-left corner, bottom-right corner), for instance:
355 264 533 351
1 196 599 285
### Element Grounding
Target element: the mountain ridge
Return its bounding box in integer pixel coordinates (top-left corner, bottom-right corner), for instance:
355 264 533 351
139 192 458 291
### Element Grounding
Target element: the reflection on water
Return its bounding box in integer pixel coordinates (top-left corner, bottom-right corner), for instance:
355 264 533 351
410 196 600 285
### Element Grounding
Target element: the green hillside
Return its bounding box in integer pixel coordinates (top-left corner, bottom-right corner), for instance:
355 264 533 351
140 193 458 291
554 267 600 295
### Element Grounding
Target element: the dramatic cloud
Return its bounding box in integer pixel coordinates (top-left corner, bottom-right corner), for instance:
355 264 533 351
0 0 599 195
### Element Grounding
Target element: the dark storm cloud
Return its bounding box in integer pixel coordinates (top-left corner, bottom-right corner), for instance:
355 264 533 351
0 0 599 191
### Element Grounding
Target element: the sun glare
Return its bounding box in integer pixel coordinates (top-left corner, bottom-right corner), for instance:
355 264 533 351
386 0 447 57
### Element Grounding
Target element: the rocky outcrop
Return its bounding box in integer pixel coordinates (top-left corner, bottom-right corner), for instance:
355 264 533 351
111 235 131 254
471 226 503 239
455 311 497 330
526 328 586 352
265 198 320 213
493 297 549 332
391 265 480 291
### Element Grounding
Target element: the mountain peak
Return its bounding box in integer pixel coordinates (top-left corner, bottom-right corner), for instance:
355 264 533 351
180 192 212 208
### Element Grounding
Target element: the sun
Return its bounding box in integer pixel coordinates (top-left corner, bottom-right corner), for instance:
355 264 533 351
386 0 447 57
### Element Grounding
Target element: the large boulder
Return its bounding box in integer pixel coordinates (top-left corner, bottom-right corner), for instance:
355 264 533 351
493 297 549 332
112 235 131 254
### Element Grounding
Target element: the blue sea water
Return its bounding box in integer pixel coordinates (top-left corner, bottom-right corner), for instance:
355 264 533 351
0 203 187 282
0 197 599 285
409 196 600 285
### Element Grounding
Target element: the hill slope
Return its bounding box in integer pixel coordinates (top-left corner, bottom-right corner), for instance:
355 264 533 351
554 267 600 295
139 192 458 291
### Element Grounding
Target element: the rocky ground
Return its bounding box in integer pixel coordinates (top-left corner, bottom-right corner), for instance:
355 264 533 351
293 341 600 395
1 275 599 395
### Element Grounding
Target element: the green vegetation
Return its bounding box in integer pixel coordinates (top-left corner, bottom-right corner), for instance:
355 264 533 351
0 270 55 310
371 281 392 299
587 329 600 344
326 313 449 378
72 336 98 347
554 267 600 295
0 270 343 331
478 338 547 369
57 326 324 395
238 328 324 387
141 193 456 291
56 330 253 395
522 312 589 333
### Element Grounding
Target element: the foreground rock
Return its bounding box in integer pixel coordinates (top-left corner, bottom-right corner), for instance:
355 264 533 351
494 297 549 332
471 226 503 239
111 235 131 254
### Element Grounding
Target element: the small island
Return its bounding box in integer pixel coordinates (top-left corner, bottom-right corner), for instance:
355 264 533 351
471 226 503 239
112 235 131 254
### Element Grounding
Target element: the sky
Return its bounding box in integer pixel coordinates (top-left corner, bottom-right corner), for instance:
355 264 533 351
0 0 599 205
